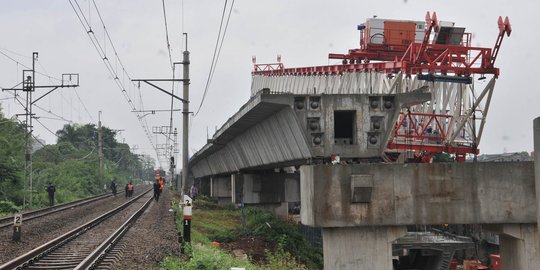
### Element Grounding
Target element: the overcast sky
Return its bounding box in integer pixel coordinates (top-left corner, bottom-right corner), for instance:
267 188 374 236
0 0 537 170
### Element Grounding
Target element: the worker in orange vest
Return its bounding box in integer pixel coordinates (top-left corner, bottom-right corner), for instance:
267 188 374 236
127 182 134 198
153 178 161 201
159 178 164 191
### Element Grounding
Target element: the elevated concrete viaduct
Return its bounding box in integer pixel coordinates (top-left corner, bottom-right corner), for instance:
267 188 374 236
189 89 540 269
190 90 429 213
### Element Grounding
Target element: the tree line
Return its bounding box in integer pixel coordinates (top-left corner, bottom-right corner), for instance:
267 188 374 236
0 106 155 213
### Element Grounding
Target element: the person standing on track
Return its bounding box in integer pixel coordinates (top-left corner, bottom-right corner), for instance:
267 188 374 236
46 182 56 207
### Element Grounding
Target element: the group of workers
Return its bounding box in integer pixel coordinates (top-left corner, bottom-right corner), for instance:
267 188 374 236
109 177 164 202
43 176 167 209
109 180 135 199
125 182 134 198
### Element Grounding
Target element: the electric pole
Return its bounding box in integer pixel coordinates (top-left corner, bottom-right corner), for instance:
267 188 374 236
2 52 79 208
98 111 103 188
181 43 190 195
132 33 190 194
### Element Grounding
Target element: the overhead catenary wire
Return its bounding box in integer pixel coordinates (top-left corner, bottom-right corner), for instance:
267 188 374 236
0 47 93 127
30 131 96 161
34 117 60 138
161 0 174 70
2 88 74 124
161 0 178 162
73 88 96 123
193 0 235 116
0 47 62 82
88 0 156 155
69 0 161 166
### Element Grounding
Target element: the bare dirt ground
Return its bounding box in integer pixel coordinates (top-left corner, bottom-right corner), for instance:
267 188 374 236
220 235 277 263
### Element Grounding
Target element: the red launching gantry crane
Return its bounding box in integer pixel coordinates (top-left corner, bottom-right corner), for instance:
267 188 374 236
251 12 511 162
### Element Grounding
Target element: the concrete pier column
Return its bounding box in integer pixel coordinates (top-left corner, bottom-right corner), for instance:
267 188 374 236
210 175 232 205
322 226 406 270
231 174 237 204
240 172 300 219
495 224 540 270
534 117 540 253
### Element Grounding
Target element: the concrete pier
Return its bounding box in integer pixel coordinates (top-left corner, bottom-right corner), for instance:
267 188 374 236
301 159 538 269
210 176 232 205
322 226 406 270
486 224 540 269
207 172 300 218
534 117 540 254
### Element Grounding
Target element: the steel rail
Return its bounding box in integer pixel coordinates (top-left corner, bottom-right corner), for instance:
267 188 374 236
0 188 152 270
74 194 154 269
0 193 113 229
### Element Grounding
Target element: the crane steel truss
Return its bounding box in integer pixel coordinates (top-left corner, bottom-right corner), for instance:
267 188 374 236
251 12 511 162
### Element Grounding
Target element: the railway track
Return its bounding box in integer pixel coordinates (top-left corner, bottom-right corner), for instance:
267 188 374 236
0 193 113 229
0 188 153 270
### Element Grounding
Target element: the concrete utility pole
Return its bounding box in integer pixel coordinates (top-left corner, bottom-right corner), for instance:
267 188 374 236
534 117 540 254
182 41 190 195
132 33 190 194
2 52 79 208
98 111 103 188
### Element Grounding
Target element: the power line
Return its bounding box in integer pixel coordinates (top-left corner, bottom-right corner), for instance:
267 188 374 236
88 0 153 127
194 0 235 116
161 0 178 162
73 88 96 123
30 132 96 161
195 0 228 116
69 0 160 166
0 48 62 82
2 88 74 123
34 118 60 138
161 0 174 70
0 46 31 59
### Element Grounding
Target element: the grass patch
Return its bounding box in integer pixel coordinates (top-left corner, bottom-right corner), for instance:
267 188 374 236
164 195 321 270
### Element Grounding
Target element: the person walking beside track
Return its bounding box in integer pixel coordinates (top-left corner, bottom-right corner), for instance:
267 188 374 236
110 180 117 196
127 182 134 198
159 177 164 192
153 179 161 202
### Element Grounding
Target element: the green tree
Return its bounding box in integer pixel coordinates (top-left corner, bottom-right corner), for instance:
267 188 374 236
1 119 153 210
0 106 25 204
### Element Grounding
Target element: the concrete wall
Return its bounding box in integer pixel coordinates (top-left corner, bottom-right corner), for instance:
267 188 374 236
284 174 300 202
301 162 536 227
210 176 232 204
535 117 540 253
485 224 540 269
241 173 300 204
323 226 407 270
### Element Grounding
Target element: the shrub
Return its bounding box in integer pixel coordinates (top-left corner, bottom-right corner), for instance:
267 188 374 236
179 243 252 270
245 208 323 269
0 200 20 214
262 235 307 270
